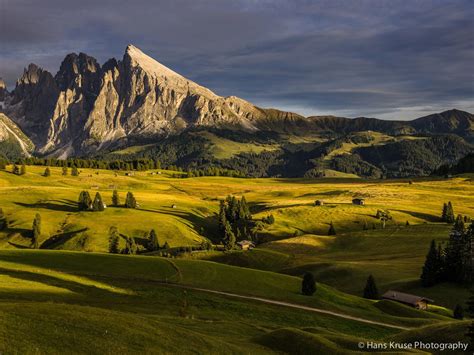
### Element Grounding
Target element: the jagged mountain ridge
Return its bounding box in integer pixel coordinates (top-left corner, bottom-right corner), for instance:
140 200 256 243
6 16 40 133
0 45 473 158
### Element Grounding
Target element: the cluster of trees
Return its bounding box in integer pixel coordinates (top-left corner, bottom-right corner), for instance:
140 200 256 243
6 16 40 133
441 201 455 223
218 195 253 250
7 157 163 172
12 163 26 175
108 227 169 255
421 216 472 287
78 190 138 211
78 191 105 211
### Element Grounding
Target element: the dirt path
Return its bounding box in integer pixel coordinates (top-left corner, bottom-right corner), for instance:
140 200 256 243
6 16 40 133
161 282 411 331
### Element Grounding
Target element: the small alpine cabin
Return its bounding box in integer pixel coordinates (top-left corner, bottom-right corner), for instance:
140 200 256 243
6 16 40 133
381 290 434 310
352 198 365 206
236 240 255 251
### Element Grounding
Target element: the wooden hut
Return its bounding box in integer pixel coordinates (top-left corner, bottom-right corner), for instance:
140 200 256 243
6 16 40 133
381 290 434 310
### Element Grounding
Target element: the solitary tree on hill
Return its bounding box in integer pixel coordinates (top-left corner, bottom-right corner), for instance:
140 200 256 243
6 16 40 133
31 213 41 249
328 222 336 236
71 166 79 176
20 164 26 175
43 167 51 177
92 192 105 211
112 190 120 207
108 226 120 254
302 272 316 296
125 192 137 208
363 274 379 300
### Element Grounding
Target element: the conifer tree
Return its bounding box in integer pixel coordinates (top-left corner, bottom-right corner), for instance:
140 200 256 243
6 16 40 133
223 220 236 250
125 192 137 208
108 226 120 254
0 208 7 230
328 222 336 236
78 191 92 211
62 166 68 175
421 239 441 287
148 229 160 251
441 203 448 222
446 202 455 223
302 272 316 296
112 190 120 207
20 164 26 175
43 167 51 177
71 166 79 176
92 192 105 211
31 213 41 249
163 241 170 250
363 274 379 300
454 215 465 233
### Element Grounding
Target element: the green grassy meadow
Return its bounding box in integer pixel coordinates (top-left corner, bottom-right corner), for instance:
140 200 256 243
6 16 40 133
0 165 471 353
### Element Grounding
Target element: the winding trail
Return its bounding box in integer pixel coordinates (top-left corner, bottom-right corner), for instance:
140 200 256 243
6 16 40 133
160 282 411 331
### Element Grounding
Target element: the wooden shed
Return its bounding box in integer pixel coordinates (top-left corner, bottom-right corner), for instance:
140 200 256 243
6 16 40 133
315 200 324 206
236 240 255 251
352 198 365 206
381 290 434 310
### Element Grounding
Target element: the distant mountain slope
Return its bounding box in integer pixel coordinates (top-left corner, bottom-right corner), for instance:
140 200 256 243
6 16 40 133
1 44 472 158
0 113 34 159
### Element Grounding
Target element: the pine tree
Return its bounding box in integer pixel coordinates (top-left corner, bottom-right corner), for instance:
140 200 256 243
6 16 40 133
71 166 79 176
92 192 105 211
31 213 41 249
108 226 120 254
328 222 336 236
454 214 465 233
363 274 379 300
125 192 137 208
62 166 68 175
78 191 92 211
163 241 170 250
453 304 464 320
420 239 441 287
441 203 448 222
43 167 51 177
0 208 7 230
20 164 26 175
148 229 160 251
223 220 236 250
112 190 120 207
302 272 316 296
446 202 455 223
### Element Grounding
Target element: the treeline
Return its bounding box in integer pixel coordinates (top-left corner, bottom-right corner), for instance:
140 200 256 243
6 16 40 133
421 211 472 287
434 152 474 176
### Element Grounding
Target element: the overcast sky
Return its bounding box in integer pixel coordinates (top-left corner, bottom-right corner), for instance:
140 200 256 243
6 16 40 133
1 0 473 119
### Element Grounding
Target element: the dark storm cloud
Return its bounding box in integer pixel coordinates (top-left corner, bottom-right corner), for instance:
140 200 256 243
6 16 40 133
1 0 473 119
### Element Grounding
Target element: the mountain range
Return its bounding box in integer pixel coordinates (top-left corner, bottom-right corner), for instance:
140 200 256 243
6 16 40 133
0 45 472 177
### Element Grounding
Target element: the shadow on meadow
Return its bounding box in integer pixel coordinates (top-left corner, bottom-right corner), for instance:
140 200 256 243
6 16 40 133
40 228 88 249
139 207 219 240
14 199 78 213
